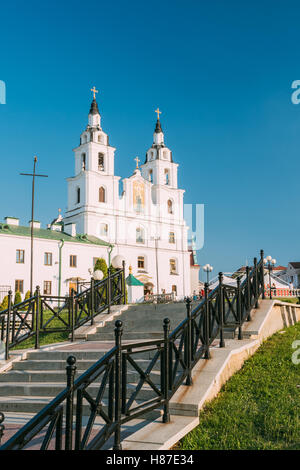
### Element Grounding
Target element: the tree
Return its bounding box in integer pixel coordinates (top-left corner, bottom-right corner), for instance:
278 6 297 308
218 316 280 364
94 258 108 278
14 291 22 305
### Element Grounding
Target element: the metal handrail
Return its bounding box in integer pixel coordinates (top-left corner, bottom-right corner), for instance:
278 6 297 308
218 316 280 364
0 250 266 450
0 266 126 360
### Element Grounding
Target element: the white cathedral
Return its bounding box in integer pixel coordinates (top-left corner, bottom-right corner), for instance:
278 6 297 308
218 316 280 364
0 91 200 301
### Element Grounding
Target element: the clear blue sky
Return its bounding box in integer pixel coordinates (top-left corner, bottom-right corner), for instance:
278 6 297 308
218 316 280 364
1 0 300 278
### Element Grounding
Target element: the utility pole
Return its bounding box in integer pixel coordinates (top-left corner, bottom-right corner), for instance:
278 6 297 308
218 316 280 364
20 157 48 295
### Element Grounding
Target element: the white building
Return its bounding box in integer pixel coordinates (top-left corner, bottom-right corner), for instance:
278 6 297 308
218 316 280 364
0 95 195 300
0 216 111 300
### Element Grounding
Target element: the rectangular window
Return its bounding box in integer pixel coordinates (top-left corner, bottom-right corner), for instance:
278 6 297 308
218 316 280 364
138 256 145 269
43 281 52 295
169 232 175 244
44 252 52 266
170 259 177 274
15 280 24 293
16 249 25 264
70 255 77 268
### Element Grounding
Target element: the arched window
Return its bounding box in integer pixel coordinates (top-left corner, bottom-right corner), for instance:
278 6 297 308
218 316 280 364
99 186 106 203
167 199 173 214
76 187 80 204
165 169 169 185
99 223 108 237
81 153 86 170
149 170 153 183
98 153 104 171
136 227 145 244
98 134 102 143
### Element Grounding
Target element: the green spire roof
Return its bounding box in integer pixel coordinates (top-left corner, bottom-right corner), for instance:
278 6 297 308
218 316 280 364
126 274 144 286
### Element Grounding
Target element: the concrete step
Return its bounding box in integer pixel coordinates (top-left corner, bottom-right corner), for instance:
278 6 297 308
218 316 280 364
12 360 100 371
0 368 162 384
0 383 158 400
88 332 164 341
25 350 107 361
0 396 162 421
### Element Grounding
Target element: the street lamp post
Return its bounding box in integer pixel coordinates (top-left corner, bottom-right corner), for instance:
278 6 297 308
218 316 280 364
264 256 276 299
203 264 213 285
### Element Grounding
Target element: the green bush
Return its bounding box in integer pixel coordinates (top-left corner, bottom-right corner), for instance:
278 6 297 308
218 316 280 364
94 258 108 278
14 291 22 305
0 295 8 311
24 290 31 300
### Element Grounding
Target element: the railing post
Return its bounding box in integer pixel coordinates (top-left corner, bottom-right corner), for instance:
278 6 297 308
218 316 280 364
0 412 4 446
237 277 243 340
35 286 40 350
107 267 111 315
204 283 211 359
5 291 12 361
246 266 251 321
185 297 193 386
218 273 225 348
260 249 265 299
254 257 259 309
163 318 170 423
65 355 77 450
1 316 5 342
90 277 95 325
122 260 126 305
114 320 123 450
121 350 127 415
70 289 75 342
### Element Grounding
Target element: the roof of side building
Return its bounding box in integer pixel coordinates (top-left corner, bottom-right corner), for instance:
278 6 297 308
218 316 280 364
0 223 112 247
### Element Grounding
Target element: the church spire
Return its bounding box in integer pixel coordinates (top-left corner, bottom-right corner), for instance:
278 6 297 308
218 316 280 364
153 107 164 145
89 98 100 115
88 87 101 128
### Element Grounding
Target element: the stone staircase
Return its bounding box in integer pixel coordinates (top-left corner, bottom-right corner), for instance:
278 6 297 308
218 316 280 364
0 300 237 420
86 302 198 341
0 347 162 418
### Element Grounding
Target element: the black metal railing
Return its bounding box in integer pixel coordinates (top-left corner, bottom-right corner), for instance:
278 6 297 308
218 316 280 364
0 251 266 450
0 264 126 360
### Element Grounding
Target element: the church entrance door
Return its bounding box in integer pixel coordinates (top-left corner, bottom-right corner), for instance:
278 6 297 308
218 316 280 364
69 282 77 296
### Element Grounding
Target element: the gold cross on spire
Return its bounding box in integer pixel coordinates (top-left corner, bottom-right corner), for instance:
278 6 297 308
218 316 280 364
155 107 162 120
91 86 99 100
134 156 140 169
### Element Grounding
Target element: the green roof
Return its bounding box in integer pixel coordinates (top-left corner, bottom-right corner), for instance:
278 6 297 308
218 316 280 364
126 274 144 286
0 224 112 247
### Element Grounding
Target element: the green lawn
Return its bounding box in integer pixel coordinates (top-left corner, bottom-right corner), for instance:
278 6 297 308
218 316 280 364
274 297 299 304
179 322 300 450
10 309 71 350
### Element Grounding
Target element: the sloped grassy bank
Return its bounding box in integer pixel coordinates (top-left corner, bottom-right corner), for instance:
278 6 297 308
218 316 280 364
179 322 300 450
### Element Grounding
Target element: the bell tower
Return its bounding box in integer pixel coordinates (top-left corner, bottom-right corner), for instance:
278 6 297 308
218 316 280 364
64 88 119 236
140 108 178 189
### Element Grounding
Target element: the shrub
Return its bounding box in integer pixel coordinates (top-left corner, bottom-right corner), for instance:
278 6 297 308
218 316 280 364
24 290 31 300
0 295 8 311
14 291 22 305
94 258 108 278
